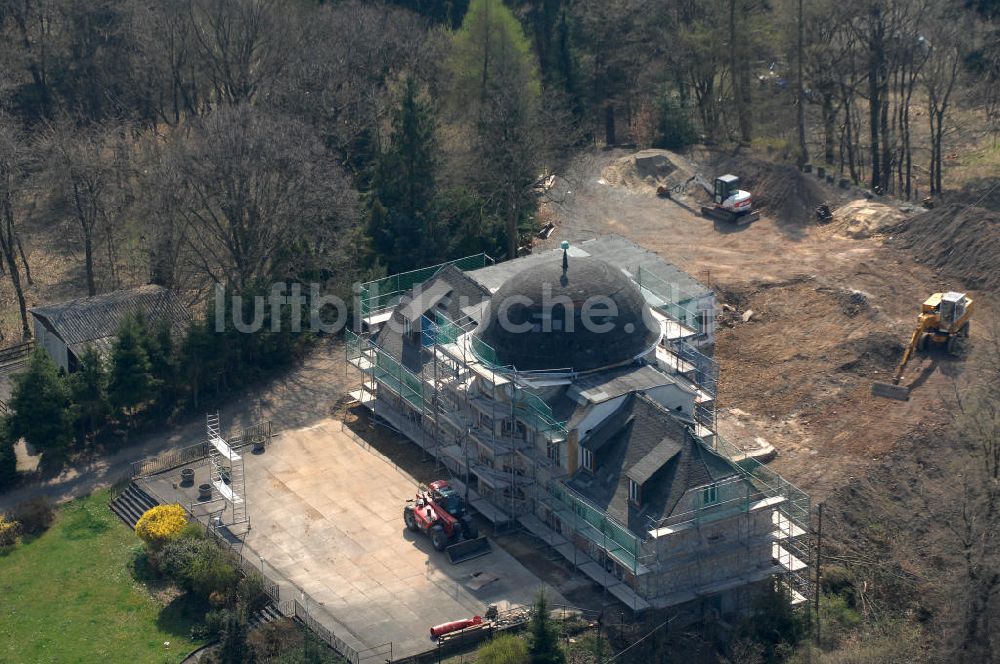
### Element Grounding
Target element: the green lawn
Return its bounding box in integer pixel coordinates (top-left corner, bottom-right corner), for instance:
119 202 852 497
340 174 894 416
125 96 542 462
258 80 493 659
0 489 205 664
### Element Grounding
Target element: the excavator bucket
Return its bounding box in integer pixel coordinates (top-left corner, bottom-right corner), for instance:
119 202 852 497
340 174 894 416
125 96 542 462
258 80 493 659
446 537 491 564
872 382 910 401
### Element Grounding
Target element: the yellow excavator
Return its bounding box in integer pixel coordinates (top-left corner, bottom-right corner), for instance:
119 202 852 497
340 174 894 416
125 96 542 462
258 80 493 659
872 292 973 401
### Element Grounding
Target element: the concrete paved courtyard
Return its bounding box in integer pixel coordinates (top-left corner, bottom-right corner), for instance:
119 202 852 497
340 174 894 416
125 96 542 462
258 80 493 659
143 418 565 660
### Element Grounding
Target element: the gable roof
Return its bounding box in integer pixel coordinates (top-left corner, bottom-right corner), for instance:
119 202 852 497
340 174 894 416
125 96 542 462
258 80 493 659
627 437 683 485
30 285 190 357
568 393 741 535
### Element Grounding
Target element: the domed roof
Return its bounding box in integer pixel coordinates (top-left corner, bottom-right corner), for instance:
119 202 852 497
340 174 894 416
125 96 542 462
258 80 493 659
473 255 661 373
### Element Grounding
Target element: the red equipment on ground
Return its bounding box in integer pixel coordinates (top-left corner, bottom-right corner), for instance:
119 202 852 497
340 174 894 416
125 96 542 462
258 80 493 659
429 615 482 638
403 480 491 564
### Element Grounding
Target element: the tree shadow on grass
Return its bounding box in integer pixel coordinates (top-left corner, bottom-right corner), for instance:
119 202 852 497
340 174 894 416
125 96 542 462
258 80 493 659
60 500 113 540
157 591 211 639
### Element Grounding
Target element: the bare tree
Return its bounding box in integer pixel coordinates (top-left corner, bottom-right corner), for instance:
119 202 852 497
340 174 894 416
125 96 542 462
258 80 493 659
0 114 33 339
922 9 966 196
0 0 58 121
126 0 205 126
172 105 354 292
189 0 289 107
45 122 131 296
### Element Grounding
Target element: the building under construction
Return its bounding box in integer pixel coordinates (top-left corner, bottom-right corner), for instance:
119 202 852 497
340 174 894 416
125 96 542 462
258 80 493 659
346 234 810 618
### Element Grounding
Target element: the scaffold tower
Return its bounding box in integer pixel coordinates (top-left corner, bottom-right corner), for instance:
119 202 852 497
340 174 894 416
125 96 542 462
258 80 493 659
207 412 248 526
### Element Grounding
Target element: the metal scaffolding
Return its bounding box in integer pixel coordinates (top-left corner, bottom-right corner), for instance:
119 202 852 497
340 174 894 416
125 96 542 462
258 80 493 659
346 257 811 614
207 412 248 527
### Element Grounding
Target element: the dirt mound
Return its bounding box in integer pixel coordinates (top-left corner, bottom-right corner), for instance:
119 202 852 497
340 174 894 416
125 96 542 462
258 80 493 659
601 149 694 194
713 156 827 224
816 285 872 317
827 200 906 239
835 333 904 376
887 203 1000 291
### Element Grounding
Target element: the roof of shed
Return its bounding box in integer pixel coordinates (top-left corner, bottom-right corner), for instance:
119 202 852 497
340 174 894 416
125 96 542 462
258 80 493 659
30 285 190 350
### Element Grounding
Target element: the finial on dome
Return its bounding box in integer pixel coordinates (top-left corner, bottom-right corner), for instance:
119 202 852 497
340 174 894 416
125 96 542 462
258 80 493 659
561 241 569 272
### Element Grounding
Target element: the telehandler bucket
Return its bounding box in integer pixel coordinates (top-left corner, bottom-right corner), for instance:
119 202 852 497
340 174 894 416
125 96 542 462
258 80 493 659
871 381 910 401
446 537 491 564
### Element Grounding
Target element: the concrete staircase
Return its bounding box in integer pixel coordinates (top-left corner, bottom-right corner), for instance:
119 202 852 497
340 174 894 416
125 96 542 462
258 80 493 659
249 604 285 630
109 483 159 528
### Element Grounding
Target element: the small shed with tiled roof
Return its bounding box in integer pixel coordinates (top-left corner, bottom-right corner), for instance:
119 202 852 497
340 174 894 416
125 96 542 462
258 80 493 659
30 285 190 373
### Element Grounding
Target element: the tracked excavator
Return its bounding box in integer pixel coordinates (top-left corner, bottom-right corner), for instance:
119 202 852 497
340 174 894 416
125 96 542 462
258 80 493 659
872 292 973 401
699 174 760 224
404 480 491 564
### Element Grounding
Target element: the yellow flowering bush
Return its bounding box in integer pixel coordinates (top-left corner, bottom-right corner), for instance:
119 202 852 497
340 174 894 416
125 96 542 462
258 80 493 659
0 515 19 547
135 504 188 548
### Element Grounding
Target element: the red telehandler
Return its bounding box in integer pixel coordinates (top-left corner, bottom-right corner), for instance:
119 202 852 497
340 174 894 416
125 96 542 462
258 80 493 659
404 480 491 564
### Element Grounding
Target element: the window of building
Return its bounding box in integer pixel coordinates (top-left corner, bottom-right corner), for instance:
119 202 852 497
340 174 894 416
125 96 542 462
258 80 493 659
546 440 560 465
582 448 594 471
702 483 719 505
629 479 640 505
480 413 493 431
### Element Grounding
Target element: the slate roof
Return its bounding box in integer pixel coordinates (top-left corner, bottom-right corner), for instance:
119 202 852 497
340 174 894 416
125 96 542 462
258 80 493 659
569 364 680 404
568 393 740 535
473 255 660 373
30 285 190 358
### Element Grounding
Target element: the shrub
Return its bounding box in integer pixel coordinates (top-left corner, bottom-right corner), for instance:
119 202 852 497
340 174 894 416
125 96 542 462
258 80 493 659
237 572 272 614
157 536 203 578
179 520 205 540
10 496 55 536
247 619 302 660
186 542 237 598
0 418 18 492
135 504 188 548
217 605 250 664
204 608 231 638
157 536 237 598
478 634 529 664
0 515 20 547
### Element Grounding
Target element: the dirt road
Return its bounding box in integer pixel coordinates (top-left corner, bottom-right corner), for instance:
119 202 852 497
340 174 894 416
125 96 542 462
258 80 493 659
541 149 987 499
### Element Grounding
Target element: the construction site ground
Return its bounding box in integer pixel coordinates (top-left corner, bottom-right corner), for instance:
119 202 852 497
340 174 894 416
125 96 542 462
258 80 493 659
141 418 568 661
540 149 992 500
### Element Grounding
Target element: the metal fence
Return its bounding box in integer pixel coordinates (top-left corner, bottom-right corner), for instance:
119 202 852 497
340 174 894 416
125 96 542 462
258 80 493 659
131 441 210 477
130 422 273 478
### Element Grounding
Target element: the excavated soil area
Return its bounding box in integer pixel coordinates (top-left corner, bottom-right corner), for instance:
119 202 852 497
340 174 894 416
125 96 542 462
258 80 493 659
825 200 907 239
712 155 828 225
887 203 1000 292
543 148 991 497
600 148 696 195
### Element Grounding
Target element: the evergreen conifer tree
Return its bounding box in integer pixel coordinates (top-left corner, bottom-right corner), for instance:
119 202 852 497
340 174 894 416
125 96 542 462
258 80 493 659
8 348 74 458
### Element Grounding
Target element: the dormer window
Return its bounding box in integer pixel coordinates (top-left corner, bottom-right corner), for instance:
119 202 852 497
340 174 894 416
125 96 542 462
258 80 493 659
629 479 640 505
582 448 594 472
702 483 719 505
